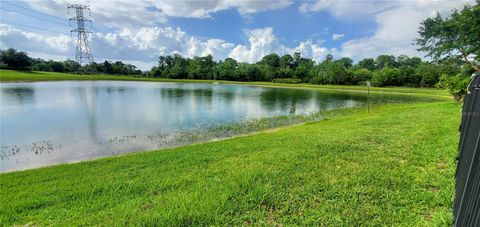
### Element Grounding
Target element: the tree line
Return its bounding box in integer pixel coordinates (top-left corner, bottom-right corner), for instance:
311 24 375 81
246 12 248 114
0 48 142 75
1 46 473 89
148 52 473 87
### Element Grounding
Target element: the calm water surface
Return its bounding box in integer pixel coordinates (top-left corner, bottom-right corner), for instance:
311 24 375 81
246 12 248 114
1 81 421 172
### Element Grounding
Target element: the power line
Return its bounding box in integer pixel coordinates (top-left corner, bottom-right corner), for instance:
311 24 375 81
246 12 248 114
1 1 67 23
1 20 70 35
0 7 70 27
89 14 116 33
2 1 115 34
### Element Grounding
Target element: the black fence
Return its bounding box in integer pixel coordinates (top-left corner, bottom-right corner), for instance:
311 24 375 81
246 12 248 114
454 74 480 226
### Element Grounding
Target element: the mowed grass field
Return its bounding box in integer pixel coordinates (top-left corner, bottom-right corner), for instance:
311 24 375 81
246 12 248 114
0 98 461 225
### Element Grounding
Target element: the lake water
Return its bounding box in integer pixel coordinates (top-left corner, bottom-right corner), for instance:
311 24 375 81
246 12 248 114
0 81 425 172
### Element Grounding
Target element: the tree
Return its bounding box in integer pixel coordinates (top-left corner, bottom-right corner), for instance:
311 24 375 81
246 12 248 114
293 57 314 82
103 61 113 74
397 55 422 68
337 57 353 68
236 63 261 81
259 53 280 69
187 55 216 80
415 63 440 87
0 48 32 69
436 74 470 100
357 58 376 70
312 61 348 85
375 55 398 69
217 58 238 80
293 52 302 68
351 68 373 85
280 54 294 69
416 1 480 72
169 54 188 79
372 67 403 87
322 54 334 64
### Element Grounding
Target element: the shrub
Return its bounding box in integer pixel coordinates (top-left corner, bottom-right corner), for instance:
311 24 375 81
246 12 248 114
350 68 373 85
436 74 471 100
372 67 402 87
272 78 302 84
415 64 440 87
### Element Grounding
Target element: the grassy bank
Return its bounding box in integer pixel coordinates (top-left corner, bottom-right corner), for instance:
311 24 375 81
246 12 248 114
0 69 450 98
0 101 460 225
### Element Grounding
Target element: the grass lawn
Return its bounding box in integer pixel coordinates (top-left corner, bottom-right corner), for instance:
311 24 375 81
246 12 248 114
0 100 460 225
0 69 450 98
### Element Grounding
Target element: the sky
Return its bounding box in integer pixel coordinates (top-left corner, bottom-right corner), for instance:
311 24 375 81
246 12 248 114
0 0 474 70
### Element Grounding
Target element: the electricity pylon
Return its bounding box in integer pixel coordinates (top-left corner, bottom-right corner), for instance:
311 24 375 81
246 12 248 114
68 4 94 73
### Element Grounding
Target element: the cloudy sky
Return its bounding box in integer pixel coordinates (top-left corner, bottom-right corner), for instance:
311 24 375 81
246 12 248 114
0 0 474 70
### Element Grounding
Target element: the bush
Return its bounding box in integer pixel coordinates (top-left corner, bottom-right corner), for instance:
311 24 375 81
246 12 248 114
415 64 440 87
272 78 302 84
436 74 470 100
372 67 403 87
350 68 373 85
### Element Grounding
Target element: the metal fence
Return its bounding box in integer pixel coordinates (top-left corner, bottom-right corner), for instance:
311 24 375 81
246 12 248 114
454 73 480 226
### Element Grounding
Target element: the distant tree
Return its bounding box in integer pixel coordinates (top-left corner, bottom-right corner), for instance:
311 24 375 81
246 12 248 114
49 60 65 72
351 68 373 85
415 63 440 87
103 60 113 74
398 66 419 86
375 55 398 69
236 63 261 81
322 54 334 64
293 52 302 68
312 61 348 85
64 60 80 72
372 67 403 87
357 58 376 70
396 55 422 68
416 1 479 72
337 57 353 68
280 54 294 69
217 58 238 80
293 57 314 82
259 53 280 69
169 54 188 79
187 55 216 79
0 48 32 69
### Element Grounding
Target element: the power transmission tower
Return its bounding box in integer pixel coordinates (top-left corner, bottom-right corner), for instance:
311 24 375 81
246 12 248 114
68 4 94 73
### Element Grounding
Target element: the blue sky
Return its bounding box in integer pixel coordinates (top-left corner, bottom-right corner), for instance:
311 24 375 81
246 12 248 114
0 0 473 70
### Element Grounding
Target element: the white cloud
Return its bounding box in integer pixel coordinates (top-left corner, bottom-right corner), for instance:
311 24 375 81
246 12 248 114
26 0 167 28
294 39 335 63
2 22 339 68
26 0 292 28
332 33 344 41
229 27 336 63
338 0 473 60
0 24 73 56
150 0 292 18
229 27 286 63
0 23 236 70
299 0 400 19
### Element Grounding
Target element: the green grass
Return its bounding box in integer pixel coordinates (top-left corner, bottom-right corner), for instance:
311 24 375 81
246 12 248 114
0 69 450 98
0 101 460 225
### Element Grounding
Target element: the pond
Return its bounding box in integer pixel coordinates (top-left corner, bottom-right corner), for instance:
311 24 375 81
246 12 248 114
0 81 429 172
